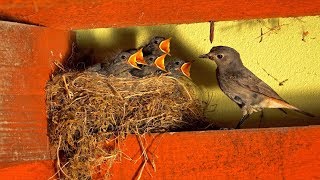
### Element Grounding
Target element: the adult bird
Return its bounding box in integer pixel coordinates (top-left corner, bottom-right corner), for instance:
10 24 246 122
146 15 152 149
199 46 314 128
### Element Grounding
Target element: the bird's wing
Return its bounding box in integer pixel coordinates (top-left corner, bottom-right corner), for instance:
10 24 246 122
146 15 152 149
235 67 284 101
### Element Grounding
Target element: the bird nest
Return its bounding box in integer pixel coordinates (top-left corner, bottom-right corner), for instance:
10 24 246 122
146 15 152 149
46 71 213 179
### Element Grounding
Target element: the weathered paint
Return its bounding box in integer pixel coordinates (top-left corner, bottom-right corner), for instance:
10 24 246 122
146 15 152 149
0 21 74 166
0 0 320 29
0 1 319 179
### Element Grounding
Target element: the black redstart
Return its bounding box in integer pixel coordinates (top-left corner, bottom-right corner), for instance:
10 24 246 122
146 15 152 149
199 46 315 128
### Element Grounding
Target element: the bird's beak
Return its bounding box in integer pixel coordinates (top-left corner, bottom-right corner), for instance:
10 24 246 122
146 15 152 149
181 62 192 78
154 54 167 71
159 38 171 55
135 48 148 65
127 54 141 69
199 53 209 59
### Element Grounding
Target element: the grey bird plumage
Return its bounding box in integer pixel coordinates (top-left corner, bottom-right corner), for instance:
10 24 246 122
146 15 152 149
130 55 162 78
87 51 137 78
142 36 170 56
200 46 315 128
154 55 191 78
165 56 187 77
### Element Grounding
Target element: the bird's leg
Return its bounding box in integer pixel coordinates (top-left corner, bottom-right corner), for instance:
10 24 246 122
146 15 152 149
259 110 264 128
236 114 250 129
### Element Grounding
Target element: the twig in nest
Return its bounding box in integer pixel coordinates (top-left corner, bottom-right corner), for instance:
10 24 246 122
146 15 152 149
53 60 67 72
67 42 76 64
168 77 193 101
62 75 73 99
53 136 71 179
106 82 123 100
124 91 159 99
135 134 151 180
48 161 70 180
148 134 166 173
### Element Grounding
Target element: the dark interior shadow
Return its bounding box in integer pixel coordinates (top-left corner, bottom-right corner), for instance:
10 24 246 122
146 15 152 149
52 28 138 75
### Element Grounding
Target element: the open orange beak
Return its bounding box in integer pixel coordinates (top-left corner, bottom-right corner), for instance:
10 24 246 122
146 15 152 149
135 48 147 65
181 62 192 78
127 54 141 69
154 54 167 71
159 38 171 55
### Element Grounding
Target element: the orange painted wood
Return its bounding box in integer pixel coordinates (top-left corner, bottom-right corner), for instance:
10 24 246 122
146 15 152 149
1 126 320 179
0 21 74 167
108 126 320 179
0 160 55 180
0 0 320 30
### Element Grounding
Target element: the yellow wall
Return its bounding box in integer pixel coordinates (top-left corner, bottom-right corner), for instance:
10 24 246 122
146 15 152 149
76 15 320 128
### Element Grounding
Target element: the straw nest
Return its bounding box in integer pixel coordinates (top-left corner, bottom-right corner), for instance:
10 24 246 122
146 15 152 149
46 71 213 179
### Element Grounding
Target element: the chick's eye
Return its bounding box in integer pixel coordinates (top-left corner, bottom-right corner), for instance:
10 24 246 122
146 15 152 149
175 61 180 65
154 40 159 44
217 54 224 59
121 55 126 59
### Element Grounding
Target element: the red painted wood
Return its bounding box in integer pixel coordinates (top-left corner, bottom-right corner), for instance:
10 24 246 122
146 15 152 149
1 126 320 179
0 160 55 180
0 21 74 166
0 0 320 30
0 2 320 178
107 126 320 179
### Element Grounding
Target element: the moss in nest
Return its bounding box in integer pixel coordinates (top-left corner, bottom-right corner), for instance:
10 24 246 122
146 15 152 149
46 71 215 179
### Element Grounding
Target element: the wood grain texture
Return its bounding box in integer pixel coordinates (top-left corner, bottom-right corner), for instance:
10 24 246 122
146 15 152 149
0 21 73 167
0 0 320 30
0 160 55 179
1 126 319 179
107 126 320 179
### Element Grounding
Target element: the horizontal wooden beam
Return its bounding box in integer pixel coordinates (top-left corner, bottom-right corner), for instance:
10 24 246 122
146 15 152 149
0 0 320 30
1 126 320 179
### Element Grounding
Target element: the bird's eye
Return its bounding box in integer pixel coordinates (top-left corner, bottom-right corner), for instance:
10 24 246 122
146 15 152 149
154 40 159 44
175 61 180 65
217 54 224 59
149 57 155 61
121 55 126 59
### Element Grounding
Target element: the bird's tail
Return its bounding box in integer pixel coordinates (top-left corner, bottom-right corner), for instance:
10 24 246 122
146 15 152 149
264 97 315 117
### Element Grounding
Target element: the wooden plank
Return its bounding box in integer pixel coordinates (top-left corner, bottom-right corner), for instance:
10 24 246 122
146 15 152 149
1 126 320 179
0 160 55 180
108 126 320 179
0 21 73 167
0 0 320 30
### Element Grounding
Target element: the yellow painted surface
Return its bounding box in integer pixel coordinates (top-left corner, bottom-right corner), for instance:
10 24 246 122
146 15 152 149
76 15 320 128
